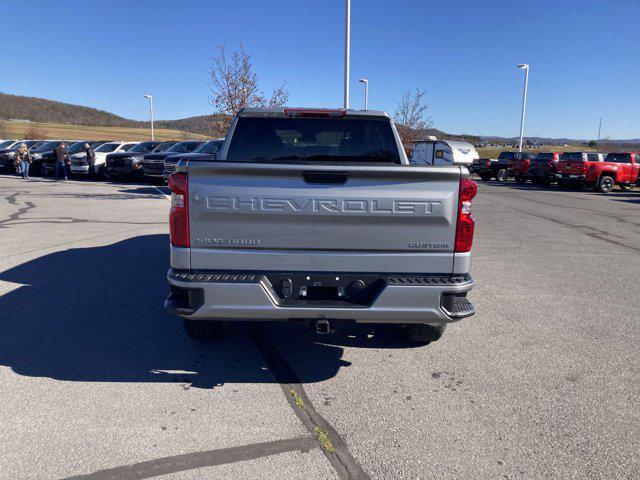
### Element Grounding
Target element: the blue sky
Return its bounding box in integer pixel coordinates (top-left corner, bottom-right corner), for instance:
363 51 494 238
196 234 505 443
1 0 639 139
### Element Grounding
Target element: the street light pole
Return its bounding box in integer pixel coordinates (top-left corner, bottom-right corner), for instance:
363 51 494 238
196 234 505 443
344 0 351 109
517 64 529 152
596 117 602 153
358 78 368 110
144 95 154 141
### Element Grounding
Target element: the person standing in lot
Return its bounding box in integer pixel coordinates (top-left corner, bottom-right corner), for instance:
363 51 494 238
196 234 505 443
84 143 95 179
54 142 68 180
16 143 32 179
13 150 22 177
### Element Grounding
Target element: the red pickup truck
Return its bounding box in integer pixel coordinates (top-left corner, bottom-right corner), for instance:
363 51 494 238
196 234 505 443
504 151 535 184
528 151 561 185
555 152 604 189
588 152 640 192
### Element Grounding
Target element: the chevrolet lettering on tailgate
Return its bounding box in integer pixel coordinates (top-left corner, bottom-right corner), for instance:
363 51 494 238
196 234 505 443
203 196 441 215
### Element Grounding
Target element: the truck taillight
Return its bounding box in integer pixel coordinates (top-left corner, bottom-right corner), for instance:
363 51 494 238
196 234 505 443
169 172 189 248
485 159 491 168
455 179 477 253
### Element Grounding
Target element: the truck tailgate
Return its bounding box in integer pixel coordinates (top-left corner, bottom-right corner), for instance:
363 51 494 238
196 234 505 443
187 161 461 273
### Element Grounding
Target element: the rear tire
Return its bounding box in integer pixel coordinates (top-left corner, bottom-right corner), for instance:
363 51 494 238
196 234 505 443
534 177 550 187
597 175 615 193
496 169 508 183
182 319 228 340
403 323 446 344
515 175 527 185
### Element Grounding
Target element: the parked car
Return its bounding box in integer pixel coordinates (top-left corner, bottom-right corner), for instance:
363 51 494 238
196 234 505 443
165 107 476 344
163 139 224 180
528 152 562 185
105 141 177 180
0 140 19 150
0 140 39 172
505 151 535 184
587 152 640 193
69 141 138 178
142 140 203 181
554 152 604 189
41 141 101 176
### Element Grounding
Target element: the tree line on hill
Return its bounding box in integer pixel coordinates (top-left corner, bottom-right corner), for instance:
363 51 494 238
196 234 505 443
0 92 227 137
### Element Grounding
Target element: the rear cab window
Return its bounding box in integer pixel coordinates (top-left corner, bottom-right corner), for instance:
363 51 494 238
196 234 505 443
498 152 515 161
604 153 631 163
96 143 120 153
226 115 401 164
560 152 585 162
534 153 554 162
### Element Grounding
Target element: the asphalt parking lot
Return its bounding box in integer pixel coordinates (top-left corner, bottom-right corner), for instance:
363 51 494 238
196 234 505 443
1 175 639 480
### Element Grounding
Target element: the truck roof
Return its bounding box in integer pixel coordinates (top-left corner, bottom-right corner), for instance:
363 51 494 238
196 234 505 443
237 107 390 119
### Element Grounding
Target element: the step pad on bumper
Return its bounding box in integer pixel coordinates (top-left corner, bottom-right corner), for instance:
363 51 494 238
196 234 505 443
441 295 475 319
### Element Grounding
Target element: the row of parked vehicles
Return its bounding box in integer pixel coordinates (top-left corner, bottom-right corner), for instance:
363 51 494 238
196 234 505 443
0 138 224 182
470 150 640 193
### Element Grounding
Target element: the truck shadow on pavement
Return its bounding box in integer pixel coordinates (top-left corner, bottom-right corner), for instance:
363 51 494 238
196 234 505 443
116 186 170 197
0 234 416 389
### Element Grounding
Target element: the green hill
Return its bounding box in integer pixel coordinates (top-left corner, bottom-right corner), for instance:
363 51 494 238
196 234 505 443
0 92 224 137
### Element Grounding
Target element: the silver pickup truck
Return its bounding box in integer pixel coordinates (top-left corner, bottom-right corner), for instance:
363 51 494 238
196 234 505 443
165 107 477 344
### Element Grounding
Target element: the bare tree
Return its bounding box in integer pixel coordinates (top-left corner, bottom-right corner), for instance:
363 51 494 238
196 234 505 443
0 119 8 139
25 124 47 139
393 89 433 154
209 43 289 133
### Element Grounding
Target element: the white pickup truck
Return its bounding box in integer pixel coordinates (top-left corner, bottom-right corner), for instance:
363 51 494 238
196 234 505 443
165 108 477 344
70 141 139 177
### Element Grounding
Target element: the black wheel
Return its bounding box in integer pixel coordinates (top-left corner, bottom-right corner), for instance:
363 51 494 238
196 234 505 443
620 184 632 192
514 175 527 185
533 177 550 187
597 175 614 193
402 323 446 344
97 165 107 180
496 169 508 182
479 173 492 181
182 318 228 340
